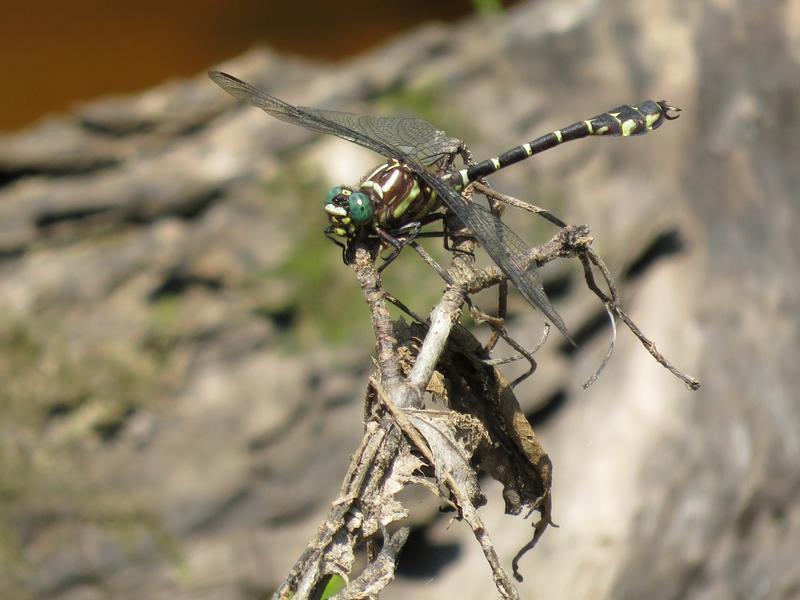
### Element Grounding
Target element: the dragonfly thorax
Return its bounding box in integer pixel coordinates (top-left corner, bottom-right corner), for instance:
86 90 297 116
324 160 440 239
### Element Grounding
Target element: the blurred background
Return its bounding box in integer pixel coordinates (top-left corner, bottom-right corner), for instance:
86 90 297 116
0 0 512 132
1 0 798 599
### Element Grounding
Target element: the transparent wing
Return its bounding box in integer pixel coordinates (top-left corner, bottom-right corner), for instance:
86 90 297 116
416 170 571 341
305 108 463 166
210 70 461 166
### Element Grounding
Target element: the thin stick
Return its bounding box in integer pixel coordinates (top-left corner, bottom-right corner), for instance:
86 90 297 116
473 181 568 228
580 249 701 390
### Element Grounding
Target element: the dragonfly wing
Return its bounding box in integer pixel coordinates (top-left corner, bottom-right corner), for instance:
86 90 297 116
210 71 460 166
210 71 401 159
418 172 572 341
304 109 463 167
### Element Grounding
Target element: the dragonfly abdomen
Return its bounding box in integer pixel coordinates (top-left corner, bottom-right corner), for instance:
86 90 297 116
449 100 680 188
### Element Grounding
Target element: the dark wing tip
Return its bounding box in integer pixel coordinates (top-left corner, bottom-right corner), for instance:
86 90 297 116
208 70 238 87
549 313 575 346
207 70 265 106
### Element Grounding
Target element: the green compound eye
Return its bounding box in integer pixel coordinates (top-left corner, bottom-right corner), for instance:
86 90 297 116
325 186 344 206
348 192 373 224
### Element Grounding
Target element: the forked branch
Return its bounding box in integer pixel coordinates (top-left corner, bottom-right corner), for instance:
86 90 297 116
276 187 699 599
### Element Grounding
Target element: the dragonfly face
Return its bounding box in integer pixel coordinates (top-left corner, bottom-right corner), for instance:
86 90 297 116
324 186 372 238
324 160 440 240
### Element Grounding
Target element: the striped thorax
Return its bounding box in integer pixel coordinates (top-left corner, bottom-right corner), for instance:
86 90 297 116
324 160 440 239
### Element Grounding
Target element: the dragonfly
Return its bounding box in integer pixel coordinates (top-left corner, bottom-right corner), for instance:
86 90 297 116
209 70 680 340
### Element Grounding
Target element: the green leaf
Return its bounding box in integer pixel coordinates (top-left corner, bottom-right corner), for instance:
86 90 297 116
320 574 346 599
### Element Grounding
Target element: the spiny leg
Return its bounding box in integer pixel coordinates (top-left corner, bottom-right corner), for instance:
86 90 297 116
457 144 476 170
324 228 349 264
468 302 546 388
375 212 448 272
375 226 418 273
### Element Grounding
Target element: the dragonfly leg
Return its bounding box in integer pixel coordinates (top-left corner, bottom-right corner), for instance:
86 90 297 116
376 223 422 272
467 301 548 387
427 209 477 255
457 144 477 168
374 212 457 272
324 228 348 264
408 212 453 239
442 223 477 258
409 241 542 387
434 142 471 175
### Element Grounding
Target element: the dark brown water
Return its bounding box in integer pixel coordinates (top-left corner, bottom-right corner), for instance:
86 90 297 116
0 1 516 132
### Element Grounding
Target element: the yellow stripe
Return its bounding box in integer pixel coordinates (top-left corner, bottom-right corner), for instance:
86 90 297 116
364 164 386 181
420 189 439 217
361 180 384 199
621 119 637 136
382 168 401 193
392 182 421 219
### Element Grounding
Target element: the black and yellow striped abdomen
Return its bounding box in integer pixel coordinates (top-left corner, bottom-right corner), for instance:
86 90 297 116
447 100 680 189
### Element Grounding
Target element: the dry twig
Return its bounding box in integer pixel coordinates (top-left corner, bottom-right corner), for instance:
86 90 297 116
276 183 700 599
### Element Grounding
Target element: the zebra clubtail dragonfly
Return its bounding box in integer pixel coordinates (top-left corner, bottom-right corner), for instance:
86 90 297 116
209 70 680 340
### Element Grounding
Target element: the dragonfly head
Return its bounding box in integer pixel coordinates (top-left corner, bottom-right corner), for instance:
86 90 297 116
324 185 375 237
